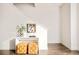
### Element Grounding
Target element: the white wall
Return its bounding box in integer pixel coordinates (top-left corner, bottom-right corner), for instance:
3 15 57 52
0 3 28 50
69 3 79 50
15 3 60 43
77 4 79 50
0 3 48 50
0 3 61 50
60 4 71 49
71 4 78 50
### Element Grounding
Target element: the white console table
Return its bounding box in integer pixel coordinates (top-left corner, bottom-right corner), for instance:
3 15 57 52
15 37 39 48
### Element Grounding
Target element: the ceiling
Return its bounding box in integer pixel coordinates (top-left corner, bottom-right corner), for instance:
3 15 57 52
13 3 63 7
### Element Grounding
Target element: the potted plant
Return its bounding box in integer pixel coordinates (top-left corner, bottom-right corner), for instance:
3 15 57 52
16 24 26 37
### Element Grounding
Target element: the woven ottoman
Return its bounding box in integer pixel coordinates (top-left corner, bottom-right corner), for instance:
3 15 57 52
28 40 39 55
16 41 27 54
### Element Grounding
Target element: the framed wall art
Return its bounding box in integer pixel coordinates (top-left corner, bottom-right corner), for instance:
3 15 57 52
27 24 36 33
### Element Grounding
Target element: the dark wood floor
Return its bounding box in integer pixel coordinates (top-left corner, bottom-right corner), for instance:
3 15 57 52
39 43 79 55
0 43 79 55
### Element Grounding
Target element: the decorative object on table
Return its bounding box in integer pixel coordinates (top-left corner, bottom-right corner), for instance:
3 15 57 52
27 24 36 33
16 41 28 54
28 40 39 55
16 24 26 37
29 35 36 38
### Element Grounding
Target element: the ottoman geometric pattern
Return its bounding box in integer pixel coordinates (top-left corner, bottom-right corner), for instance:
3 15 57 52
28 41 39 55
16 41 28 54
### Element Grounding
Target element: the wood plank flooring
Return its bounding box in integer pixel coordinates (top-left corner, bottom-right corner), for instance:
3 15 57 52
0 43 79 55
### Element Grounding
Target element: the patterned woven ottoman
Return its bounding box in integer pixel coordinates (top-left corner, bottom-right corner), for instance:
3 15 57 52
28 40 39 55
16 41 28 54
